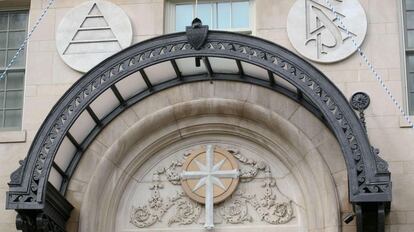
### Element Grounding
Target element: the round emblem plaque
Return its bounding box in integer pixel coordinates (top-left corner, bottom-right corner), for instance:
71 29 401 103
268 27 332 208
181 146 239 204
56 0 133 73
287 0 367 63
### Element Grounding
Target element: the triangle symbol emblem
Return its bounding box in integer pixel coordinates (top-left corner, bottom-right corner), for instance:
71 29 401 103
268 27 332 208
63 3 122 55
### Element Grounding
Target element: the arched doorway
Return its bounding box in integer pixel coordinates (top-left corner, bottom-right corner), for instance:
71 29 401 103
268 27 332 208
7 21 390 232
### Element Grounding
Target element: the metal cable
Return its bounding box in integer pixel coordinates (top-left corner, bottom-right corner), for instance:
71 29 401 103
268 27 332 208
0 0 56 81
195 0 198 18
324 0 413 127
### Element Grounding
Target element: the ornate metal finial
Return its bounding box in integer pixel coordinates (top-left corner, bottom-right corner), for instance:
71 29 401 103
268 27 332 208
350 92 370 129
186 18 208 50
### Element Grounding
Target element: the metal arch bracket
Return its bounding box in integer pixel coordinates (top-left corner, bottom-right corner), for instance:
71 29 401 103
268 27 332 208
186 18 208 50
6 25 391 231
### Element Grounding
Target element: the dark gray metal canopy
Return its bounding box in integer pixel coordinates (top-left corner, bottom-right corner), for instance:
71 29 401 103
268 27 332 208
7 22 390 232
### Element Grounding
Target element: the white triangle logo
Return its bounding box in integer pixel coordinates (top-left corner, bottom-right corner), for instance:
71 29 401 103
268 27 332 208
63 3 122 55
56 0 133 73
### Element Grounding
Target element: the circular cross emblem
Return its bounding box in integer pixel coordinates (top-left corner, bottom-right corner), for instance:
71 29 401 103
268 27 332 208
287 0 367 63
181 145 239 204
56 0 133 73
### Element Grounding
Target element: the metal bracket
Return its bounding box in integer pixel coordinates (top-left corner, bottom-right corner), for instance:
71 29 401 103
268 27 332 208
186 18 208 50
350 92 370 130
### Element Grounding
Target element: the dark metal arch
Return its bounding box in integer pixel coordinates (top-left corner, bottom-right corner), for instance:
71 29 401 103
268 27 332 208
7 28 390 232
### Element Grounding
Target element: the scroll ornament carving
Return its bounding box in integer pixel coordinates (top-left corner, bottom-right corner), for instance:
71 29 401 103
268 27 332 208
130 168 201 228
130 183 174 228
168 192 201 226
130 148 294 228
220 171 294 225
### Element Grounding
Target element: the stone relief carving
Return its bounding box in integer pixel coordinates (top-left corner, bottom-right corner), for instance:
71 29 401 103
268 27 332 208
130 183 173 228
154 155 187 185
168 192 201 226
220 170 294 225
229 149 267 182
287 0 367 63
56 1 133 72
130 147 294 228
220 191 252 224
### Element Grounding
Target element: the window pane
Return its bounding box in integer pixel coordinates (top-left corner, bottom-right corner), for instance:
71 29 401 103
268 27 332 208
408 73 414 93
407 0 414 10
7 49 25 68
410 91 414 115
0 50 6 68
0 32 7 48
8 31 25 49
6 71 24 89
218 3 231 29
407 55 414 72
0 14 8 31
4 109 21 128
410 93 414 113
407 57 414 115
176 4 193 32
232 1 249 28
0 78 4 91
197 3 212 27
0 92 4 108
407 11 414 29
9 13 28 30
407 30 414 49
5 90 23 108
0 110 3 127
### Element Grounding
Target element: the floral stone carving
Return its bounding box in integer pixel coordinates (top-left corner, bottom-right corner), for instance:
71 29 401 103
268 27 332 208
130 147 294 228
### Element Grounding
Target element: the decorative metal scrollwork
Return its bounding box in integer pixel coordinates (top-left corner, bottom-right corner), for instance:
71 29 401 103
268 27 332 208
7 28 390 232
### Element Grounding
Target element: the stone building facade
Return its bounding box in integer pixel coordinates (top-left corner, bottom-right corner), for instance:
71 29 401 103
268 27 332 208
0 0 412 231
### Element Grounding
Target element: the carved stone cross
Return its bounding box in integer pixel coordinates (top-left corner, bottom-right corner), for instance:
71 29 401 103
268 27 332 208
181 145 239 230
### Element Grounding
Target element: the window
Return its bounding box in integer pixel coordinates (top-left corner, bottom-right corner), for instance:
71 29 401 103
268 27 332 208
0 11 28 130
170 0 251 33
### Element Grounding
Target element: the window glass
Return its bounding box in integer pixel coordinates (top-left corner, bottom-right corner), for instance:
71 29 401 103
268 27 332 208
4 109 21 128
7 72 24 89
408 55 414 72
197 3 212 26
410 91 414 115
174 1 250 32
0 50 5 68
9 13 27 30
7 50 25 68
217 3 231 29
0 32 6 48
407 11 414 29
5 91 23 108
176 4 193 32
407 56 414 115
0 14 8 31
0 92 4 108
232 1 249 28
8 31 25 49
407 0 414 10
0 11 28 130
408 30 414 49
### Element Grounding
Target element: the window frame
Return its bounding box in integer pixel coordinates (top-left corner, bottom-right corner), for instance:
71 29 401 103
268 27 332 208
0 9 29 131
165 0 254 34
